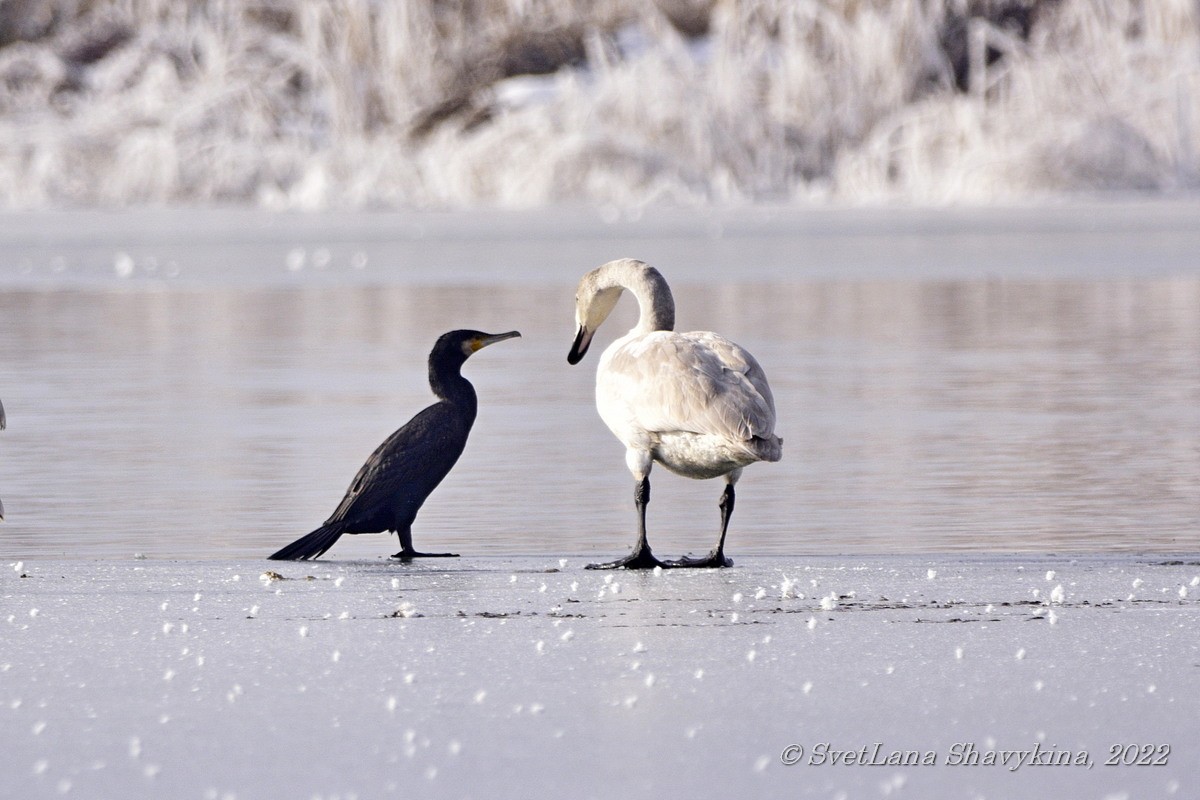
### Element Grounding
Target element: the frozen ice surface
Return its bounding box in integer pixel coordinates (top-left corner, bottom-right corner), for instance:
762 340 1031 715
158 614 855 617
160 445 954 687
2 555 1197 799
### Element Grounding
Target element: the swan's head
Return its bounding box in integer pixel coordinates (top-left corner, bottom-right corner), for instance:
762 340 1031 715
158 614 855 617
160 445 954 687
568 259 672 365
567 267 624 365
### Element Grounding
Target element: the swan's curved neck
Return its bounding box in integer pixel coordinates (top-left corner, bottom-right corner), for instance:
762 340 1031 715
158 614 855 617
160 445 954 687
613 261 675 333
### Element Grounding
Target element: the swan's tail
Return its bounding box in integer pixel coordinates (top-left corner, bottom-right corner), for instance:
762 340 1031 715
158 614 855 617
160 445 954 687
268 522 346 561
753 434 783 463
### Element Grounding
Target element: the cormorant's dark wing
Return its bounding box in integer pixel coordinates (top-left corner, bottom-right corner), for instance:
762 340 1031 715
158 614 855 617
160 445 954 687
324 401 473 533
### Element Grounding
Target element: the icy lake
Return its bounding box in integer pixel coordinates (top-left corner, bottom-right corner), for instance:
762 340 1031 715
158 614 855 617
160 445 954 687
1 203 1199 561
1 204 1199 798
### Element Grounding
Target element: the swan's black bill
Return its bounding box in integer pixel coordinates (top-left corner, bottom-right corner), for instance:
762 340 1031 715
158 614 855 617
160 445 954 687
567 326 592 365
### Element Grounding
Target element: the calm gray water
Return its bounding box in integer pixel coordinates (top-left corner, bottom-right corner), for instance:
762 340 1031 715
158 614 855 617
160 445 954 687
1 205 1198 559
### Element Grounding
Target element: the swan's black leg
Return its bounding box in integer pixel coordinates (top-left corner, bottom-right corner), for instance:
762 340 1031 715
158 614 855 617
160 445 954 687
587 477 669 570
668 483 735 569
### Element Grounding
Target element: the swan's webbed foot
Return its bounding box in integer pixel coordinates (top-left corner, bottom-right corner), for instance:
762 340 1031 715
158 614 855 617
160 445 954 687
586 546 669 570
390 549 460 561
665 549 733 569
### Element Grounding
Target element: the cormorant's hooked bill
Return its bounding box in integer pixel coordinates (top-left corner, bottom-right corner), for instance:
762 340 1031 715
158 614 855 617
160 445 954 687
470 330 521 351
268 329 520 562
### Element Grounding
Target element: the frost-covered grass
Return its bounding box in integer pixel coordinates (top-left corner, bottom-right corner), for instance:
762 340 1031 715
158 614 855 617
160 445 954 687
0 0 1197 209
3 556 1198 798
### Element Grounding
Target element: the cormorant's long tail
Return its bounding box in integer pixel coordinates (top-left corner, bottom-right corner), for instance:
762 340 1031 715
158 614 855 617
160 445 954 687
268 522 345 561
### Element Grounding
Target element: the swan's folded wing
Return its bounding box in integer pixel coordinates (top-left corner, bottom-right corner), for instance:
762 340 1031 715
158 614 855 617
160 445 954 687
602 331 776 442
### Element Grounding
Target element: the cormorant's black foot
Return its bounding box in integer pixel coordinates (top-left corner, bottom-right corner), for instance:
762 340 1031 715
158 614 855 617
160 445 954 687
665 550 733 569
585 548 669 570
390 550 461 561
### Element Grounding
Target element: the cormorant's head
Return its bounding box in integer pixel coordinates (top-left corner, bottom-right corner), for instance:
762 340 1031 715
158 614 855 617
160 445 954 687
432 329 521 369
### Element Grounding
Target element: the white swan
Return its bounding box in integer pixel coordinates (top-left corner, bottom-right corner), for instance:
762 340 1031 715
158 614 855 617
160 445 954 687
1 396 6 520
568 259 781 569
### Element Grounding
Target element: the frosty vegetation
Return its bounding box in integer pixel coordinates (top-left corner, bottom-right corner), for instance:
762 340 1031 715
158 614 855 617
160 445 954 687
0 0 1197 209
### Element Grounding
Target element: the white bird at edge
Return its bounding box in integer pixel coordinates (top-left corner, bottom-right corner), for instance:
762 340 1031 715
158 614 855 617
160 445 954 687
1 396 6 520
567 258 782 569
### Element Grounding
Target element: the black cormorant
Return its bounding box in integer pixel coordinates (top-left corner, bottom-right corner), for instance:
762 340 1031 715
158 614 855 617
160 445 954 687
269 329 520 561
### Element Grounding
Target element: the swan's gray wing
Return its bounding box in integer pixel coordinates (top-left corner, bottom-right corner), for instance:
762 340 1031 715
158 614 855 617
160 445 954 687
601 331 776 442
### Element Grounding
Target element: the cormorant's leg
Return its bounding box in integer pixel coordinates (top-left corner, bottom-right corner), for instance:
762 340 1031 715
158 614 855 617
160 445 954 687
391 525 459 561
587 477 669 570
667 483 735 569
